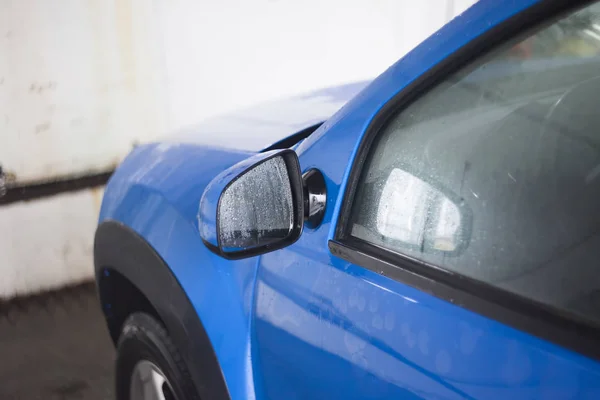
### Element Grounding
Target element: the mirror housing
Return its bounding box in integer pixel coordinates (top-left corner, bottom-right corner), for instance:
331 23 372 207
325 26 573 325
198 149 304 259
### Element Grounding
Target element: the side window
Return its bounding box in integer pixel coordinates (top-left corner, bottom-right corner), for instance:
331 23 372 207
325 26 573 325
349 2 600 324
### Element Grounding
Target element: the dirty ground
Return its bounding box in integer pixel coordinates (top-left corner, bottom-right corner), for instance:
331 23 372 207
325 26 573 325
0 283 114 399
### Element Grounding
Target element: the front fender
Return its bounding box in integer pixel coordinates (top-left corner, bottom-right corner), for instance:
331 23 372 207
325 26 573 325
96 143 262 400
95 221 231 399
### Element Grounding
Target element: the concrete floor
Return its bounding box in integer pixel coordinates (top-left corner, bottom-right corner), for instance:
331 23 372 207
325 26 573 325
0 283 115 400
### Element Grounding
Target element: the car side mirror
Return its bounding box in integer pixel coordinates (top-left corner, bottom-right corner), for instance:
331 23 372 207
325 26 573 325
198 149 304 259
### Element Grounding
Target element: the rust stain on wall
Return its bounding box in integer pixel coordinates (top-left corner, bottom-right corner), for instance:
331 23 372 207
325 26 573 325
29 82 56 94
34 122 51 134
91 186 103 212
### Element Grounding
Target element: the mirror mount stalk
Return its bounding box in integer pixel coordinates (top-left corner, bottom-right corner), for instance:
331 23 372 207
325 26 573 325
302 168 327 229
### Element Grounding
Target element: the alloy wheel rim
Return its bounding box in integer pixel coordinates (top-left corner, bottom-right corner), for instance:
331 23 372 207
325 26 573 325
130 360 177 400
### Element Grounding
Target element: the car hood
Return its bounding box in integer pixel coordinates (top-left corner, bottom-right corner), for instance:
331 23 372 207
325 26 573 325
169 81 370 152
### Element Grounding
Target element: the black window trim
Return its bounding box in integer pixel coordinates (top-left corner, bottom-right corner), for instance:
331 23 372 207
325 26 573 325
332 0 600 361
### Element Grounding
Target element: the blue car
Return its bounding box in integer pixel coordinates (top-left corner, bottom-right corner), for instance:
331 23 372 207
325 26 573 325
95 1 600 399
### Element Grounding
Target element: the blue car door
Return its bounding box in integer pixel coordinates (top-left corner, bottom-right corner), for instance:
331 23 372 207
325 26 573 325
254 1 600 398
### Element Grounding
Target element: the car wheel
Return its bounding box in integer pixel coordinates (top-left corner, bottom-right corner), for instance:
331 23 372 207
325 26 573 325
116 312 201 400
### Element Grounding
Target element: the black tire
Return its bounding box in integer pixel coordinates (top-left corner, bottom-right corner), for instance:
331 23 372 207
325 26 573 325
115 312 201 400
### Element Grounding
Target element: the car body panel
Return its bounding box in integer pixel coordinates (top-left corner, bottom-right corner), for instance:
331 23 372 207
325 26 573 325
253 0 600 398
255 247 600 399
96 0 600 399
169 81 369 152
96 80 369 398
98 144 262 399
94 220 231 400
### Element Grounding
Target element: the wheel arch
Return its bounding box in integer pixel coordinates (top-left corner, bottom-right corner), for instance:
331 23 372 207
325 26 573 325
96 266 161 344
94 220 230 400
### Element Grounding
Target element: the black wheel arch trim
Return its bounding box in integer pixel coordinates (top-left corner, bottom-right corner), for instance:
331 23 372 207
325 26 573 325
333 0 600 362
94 219 231 400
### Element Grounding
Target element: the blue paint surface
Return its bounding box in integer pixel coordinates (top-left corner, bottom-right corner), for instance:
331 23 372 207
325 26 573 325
98 0 600 398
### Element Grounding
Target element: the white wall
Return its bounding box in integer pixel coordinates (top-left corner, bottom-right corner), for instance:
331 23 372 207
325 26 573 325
0 0 475 298
158 0 475 135
0 0 168 184
0 190 102 298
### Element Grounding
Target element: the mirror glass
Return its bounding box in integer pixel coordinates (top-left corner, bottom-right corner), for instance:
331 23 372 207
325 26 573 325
376 168 466 253
218 156 294 253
